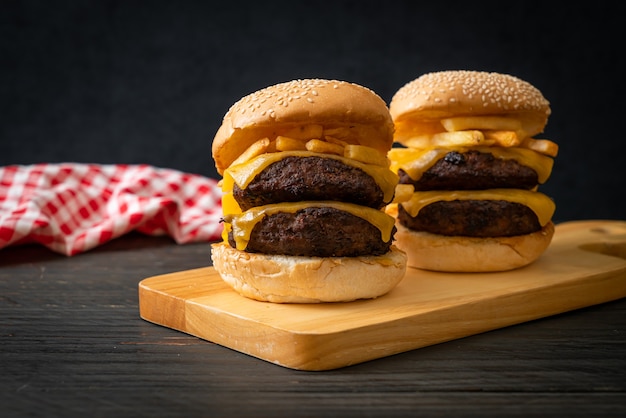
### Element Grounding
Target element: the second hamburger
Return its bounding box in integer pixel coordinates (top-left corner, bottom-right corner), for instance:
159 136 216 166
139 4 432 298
388 70 558 272
211 79 407 303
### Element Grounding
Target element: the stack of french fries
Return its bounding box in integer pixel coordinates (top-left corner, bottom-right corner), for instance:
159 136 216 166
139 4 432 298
402 116 558 157
230 124 390 168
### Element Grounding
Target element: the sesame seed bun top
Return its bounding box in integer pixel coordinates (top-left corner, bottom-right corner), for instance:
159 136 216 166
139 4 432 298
389 71 551 144
212 79 394 175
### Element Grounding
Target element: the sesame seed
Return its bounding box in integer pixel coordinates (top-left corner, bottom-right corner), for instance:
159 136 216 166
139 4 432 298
223 78 385 123
391 70 549 113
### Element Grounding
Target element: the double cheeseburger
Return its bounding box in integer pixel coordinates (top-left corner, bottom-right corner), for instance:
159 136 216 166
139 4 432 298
211 79 407 303
387 70 558 272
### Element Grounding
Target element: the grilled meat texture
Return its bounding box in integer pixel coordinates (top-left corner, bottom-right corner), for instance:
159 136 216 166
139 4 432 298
233 156 386 211
398 200 541 237
228 206 395 257
398 150 538 191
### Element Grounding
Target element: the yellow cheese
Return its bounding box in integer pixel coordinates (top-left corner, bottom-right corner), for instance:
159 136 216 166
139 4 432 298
389 146 554 184
220 191 241 216
400 189 555 227
221 150 399 213
224 201 396 251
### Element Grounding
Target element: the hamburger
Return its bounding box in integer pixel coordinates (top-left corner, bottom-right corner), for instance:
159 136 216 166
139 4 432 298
211 79 407 303
387 70 558 272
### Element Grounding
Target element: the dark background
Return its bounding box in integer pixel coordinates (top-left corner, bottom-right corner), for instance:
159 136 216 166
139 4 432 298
1 0 625 222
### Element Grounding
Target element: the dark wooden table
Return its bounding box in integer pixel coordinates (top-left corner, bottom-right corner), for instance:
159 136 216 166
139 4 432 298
2 233 625 417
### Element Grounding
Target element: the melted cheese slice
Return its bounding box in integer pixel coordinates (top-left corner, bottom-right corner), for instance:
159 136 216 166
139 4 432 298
401 189 555 227
221 150 399 215
223 201 396 251
389 146 554 184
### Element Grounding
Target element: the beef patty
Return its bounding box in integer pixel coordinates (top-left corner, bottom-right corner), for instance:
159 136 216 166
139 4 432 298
399 150 538 191
233 156 386 211
228 206 395 257
397 200 541 237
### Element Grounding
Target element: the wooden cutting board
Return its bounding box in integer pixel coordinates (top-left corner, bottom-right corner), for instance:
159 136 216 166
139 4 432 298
138 220 626 371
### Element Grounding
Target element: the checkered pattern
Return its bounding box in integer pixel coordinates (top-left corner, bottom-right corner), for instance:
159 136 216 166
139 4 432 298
0 163 223 256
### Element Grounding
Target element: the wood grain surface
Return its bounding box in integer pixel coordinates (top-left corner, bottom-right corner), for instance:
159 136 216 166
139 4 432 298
2 221 626 417
139 220 626 371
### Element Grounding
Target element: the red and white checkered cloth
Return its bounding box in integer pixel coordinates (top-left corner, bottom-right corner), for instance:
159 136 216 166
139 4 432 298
0 163 223 256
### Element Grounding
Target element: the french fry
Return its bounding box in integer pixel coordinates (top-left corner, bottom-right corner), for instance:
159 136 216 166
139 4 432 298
280 124 323 140
401 135 435 149
230 137 270 167
431 130 487 147
275 136 307 151
325 136 349 147
266 139 277 153
441 116 522 132
521 138 559 157
400 130 490 149
323 127 351 139
392 184 414 203
484 130 521 147
516 128 529 140
384 203 398 217
344 144 389 167
305 139 344 155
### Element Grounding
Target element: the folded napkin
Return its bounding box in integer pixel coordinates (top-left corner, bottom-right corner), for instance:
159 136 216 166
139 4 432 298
0 163 223 256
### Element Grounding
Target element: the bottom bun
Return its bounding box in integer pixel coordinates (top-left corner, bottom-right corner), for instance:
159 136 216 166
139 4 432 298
394 222 555 273
210 242 408 303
